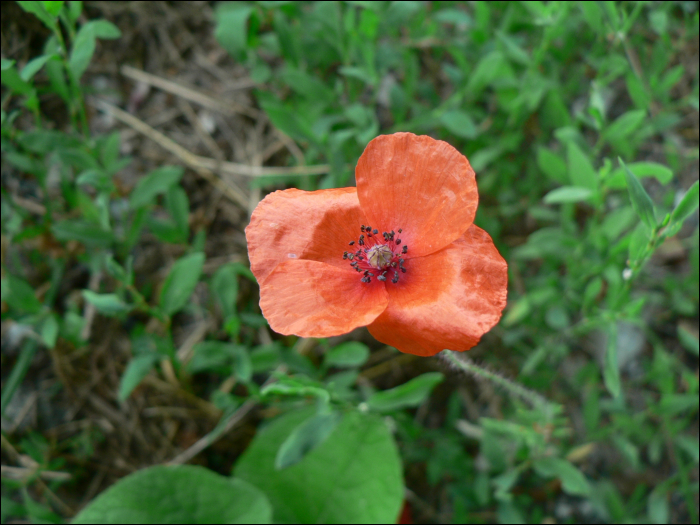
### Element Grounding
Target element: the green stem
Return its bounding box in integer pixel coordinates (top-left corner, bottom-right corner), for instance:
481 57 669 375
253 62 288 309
440 350 557 418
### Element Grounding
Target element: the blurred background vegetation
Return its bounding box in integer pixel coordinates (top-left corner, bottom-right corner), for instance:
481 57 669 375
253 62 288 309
1 1 698 523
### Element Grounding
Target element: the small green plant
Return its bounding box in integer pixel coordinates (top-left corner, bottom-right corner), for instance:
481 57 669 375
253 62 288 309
2 1 698 524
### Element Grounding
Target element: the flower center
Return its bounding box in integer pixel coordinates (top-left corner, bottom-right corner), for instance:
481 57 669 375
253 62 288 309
343 225 408 284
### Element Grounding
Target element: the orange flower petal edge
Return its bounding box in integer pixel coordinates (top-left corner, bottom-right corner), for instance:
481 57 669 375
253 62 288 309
259 260 388 338
246 187 367 284
245 133 507 356
356 133 478 258
367 225 508 356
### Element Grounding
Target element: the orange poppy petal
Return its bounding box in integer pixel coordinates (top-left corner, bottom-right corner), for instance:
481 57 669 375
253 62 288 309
355 133 478 257
259 260 389 337
367 225 507 356
246 188 368 284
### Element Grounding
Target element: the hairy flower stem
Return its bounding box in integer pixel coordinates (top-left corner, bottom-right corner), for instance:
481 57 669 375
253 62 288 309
439 350 557 420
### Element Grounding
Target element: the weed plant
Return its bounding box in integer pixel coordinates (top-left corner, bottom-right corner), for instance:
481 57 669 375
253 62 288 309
1 1 698 523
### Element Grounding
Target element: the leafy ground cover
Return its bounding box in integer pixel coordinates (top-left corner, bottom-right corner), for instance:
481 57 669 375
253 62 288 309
1 1 698 523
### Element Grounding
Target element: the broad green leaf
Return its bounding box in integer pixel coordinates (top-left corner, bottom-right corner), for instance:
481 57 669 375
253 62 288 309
604 324 621 398
533 457 591 496
20 54 56 81
602 109 646 144
1 64 32 95
90 19 121 39
440 110 478 139
130 166 184 209
275 411 342 469
69 22 96 80
158 252 205 316
325 342 370 368
628 222 651 263
367 372 444 412
69 20 121 81
211 264 240 320
118 353 162 401
669 180 699 227
543 186 593 204
567 141 598 191
73 465 271 524
82 291 132 316
4 275 42 314
235 409 403 524
214 4 254 61
536 147 567 184
17 1 57 31
606 162 673 190
620 158 657 230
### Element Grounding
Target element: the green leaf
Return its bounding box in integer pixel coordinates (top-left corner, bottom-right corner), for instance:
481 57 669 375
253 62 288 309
82 290 132 316
72 465 271 524
1 64 32 94
325 342 370 368
20 54 56 81
41 1 64 16
533 457 591 496
90 19 121 39
602 109 646 144
187 342 251 381
440 110 478 139
275 411 343 469
606 161 673 189
647 487 669 525
40 315 59 348
158 252 205 316
536 147 568 184
118 354 161 401
69 22 96 80
4 274 42 314
620 158 657 230
235 409 403 524
367 372 444 412
165 186 189 241
17 1 57 31
68 20 121 81
567 141 598 191
52 219 113 247
678 324 699 356
669 180 699 228
604 324 621 398
211 264 240 320
543 186 593 204
130 166 184 209
214 4 254 61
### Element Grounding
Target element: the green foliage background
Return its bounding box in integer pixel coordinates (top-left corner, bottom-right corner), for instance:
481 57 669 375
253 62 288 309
1 1 698 523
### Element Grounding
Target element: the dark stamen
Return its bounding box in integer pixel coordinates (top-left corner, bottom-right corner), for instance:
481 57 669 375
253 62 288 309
396 239 401 245
398 229 402 233
349 241 355 246
402 245 408 254
377 275 386 281
372 229 378 234
392 273 399 283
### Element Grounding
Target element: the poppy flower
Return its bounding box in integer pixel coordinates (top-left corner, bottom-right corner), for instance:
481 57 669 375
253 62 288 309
245 132 507 357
